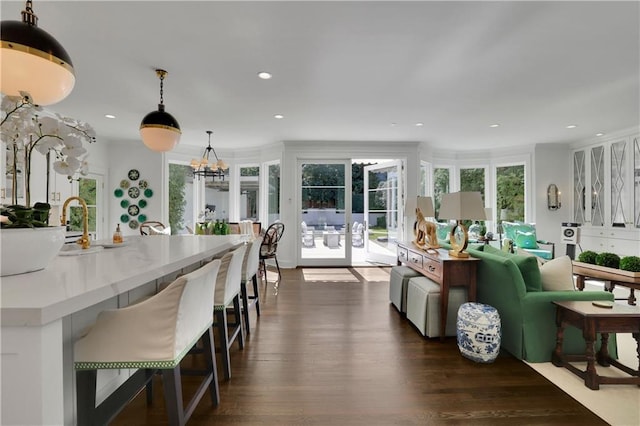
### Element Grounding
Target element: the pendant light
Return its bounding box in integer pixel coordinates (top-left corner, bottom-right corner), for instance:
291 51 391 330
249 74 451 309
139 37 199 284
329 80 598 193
191 131 229 181
139 69 181 152
0 0 75 105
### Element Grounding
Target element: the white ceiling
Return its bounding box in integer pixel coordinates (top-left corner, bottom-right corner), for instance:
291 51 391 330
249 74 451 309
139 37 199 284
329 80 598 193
2 1 639 152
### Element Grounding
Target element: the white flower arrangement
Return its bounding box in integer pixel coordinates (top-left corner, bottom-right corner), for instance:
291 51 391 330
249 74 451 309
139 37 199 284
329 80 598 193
1 93 96 207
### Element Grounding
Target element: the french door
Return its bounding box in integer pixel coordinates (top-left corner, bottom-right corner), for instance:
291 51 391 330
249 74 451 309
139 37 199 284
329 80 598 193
364 161 403 265
298 160 352 266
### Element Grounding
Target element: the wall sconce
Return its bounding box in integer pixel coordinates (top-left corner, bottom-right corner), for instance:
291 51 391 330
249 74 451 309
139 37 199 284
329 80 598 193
547 184 561 211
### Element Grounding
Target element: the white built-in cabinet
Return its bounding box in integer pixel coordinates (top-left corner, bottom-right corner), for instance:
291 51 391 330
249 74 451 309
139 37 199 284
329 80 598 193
48 154 76 206
573 133 640 257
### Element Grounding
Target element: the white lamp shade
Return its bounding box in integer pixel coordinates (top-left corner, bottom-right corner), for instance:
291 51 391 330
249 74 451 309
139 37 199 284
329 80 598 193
139 126 181 152
438 192 486 221
404 196 417 216
1 46 75 105
416 196 435 217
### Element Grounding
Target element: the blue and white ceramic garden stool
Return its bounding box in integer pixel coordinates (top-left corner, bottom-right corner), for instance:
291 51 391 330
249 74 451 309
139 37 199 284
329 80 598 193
456 302 501 363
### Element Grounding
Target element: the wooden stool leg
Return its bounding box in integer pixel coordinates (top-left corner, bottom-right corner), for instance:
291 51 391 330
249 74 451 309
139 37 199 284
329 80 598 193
252 275 261 316
203 327 220 405
162 366 185 426
241 281 251 335
215 309 232 380
234 294 245 349
76 369 97 425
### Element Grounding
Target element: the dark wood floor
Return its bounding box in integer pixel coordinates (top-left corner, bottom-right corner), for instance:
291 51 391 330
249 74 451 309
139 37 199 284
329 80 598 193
113 266 605 425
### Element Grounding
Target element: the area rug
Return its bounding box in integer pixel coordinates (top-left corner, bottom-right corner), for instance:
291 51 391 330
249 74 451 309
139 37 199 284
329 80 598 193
527 332 639 426
528 281 639 425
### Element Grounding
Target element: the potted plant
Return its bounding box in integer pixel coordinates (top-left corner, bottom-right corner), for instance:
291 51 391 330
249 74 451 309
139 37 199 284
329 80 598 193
1 93 96 276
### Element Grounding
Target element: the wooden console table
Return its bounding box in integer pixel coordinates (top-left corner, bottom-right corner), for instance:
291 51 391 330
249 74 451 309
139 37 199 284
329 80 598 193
573 261 640 305
397 241 479 341
552 300 640 390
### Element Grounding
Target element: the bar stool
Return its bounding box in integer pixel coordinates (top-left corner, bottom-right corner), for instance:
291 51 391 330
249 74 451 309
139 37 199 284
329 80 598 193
213 244 247 380
241 236 263 335
74 259 221 426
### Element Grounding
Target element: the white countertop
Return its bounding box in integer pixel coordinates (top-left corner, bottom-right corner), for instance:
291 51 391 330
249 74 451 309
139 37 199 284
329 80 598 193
1 235 243 327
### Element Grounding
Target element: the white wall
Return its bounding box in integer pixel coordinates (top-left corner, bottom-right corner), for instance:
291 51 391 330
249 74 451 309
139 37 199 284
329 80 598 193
107 140 164 237
533 143 573 256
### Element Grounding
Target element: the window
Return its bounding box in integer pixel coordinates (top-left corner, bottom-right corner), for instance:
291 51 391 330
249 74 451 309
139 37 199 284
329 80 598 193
419 161 430 196
267 162 280 224
460 167 485 201
496 165 525 222
240 166 259 221
433 167 450 217
69 177 97 238
168 163 193 234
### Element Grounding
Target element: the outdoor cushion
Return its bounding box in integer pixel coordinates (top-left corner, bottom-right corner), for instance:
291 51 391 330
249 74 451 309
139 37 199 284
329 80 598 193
515 231 538 249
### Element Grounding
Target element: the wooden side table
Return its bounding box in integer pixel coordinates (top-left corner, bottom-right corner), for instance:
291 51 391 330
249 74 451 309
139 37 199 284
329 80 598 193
397 241 479 341
551 300 640 390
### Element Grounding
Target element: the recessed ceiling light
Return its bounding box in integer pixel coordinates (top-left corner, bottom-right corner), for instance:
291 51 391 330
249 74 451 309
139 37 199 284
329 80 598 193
489 124 500 128
258 72 272 80
566 124 577 129
105 114 116 119
390 122 397 127
596 132 604 137
274 114 284 119
415 122 424 127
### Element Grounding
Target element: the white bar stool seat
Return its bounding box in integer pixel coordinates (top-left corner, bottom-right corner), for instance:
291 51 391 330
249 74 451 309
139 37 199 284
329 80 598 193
74 259 222 426
241 236 263 335
213 244 247 380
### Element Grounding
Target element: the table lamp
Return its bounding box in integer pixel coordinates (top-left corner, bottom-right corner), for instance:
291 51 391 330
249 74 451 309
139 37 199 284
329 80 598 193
438 192 486 258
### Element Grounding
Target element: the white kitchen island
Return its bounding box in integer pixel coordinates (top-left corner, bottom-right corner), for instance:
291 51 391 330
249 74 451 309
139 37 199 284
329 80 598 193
1 234 244 426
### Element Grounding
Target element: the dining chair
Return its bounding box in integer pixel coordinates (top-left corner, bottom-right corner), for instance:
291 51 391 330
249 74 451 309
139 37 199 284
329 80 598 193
212 244 247 380
240 236 263 335
74 259 221 426
140 220 169 235
259 222 285 284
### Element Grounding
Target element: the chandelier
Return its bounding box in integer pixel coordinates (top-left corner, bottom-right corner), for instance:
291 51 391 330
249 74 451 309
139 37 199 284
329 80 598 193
191 130 228 181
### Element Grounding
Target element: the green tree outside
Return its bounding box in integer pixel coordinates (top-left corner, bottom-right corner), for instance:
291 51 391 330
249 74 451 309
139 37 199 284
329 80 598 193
169 164 189 234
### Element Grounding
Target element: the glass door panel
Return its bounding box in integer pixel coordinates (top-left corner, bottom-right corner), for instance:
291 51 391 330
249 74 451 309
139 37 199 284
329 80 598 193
299 160 351 266
611 140 627 226
364 161 402 265
591 146 605 226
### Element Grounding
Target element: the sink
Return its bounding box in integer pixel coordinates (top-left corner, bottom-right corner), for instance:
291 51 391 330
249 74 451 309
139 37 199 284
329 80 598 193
58 245 105 256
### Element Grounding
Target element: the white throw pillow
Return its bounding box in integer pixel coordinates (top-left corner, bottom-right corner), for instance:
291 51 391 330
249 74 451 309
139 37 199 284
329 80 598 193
539 255 575 291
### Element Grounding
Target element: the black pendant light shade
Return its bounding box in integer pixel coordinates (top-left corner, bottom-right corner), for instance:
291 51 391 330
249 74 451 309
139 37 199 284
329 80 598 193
139 69 181 152
0 1 75 105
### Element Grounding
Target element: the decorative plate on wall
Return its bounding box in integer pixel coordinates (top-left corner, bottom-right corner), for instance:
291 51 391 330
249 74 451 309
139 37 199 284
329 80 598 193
127 205 140 216
119 179 130 189
120 199 129 208
128 187 140 198
129 220 139 229
138 214 147 222
114 188 123 197
120 214 129 223
144 188 153 198
138 199 147 208
128 169 140 180
138 179 148 189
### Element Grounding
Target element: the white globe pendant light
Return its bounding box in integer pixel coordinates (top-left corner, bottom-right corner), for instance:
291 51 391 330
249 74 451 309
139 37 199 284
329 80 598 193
139 69 181 152
1 1 75 105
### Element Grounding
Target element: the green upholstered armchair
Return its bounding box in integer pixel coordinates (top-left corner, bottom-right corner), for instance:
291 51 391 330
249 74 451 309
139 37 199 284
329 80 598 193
466 245 616 363
501 221 555 260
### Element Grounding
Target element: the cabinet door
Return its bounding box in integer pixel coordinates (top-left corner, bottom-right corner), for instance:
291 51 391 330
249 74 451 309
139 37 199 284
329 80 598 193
634 135 640 228
591 145 605 226
573 150 586 224
610 140 629 226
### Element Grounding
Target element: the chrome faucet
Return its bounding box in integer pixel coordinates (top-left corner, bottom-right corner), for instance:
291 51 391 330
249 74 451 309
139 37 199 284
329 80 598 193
60 196 91 249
